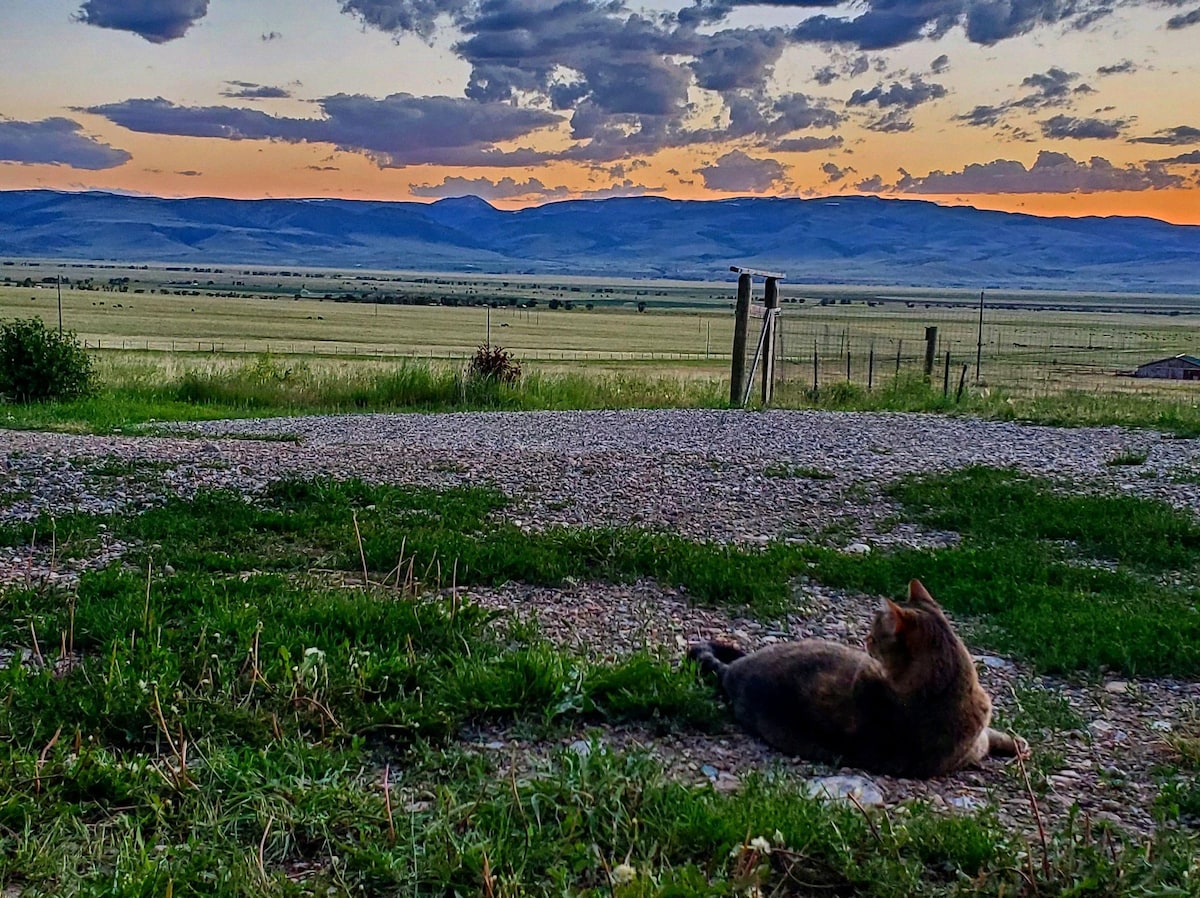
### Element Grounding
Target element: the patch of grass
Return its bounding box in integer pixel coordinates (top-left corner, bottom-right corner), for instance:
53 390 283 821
0 509 102 554
887 465 1200 573
806 467 1200 676
1105 449 1149 466
113 477 801 616
1 566 722 753
1154 722 1200 828
87 457 174 478
5 734 1196 896
992 681 1085 774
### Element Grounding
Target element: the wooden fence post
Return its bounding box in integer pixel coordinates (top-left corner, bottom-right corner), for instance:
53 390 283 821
761 277 779 405
924 327 938 380
730 273 751 406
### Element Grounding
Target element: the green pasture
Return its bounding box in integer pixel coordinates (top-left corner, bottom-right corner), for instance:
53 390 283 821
3 260 1200 432
0 283 734 361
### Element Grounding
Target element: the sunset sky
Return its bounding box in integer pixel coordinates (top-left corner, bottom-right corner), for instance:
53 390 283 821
1 0 1199 223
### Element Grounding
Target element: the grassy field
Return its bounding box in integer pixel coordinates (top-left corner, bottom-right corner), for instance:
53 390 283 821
2 468 1199 895
6 261 1200 401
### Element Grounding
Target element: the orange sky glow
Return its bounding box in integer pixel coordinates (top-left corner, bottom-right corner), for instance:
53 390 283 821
1 0 1198 224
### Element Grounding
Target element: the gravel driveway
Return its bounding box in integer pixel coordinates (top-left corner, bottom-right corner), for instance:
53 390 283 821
4 408 1200 835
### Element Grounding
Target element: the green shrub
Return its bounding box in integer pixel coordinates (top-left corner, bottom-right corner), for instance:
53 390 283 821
0 317 94 402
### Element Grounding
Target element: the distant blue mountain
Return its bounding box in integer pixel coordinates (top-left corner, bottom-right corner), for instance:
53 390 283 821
1 189 1197 292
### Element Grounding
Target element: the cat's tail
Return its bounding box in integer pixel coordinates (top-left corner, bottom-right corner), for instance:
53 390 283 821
687 640 746 684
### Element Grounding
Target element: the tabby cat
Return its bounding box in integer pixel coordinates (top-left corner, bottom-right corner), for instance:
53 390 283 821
688 579 1024 777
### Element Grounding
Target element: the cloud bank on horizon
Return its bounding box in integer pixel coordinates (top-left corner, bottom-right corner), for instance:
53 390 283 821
0 0 1198 221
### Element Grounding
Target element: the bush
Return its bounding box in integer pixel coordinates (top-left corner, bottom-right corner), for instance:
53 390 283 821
469 344 522 384
0 317 95 402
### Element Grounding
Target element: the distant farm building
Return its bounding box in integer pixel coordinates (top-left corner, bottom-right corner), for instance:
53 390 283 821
1134 355 1200 380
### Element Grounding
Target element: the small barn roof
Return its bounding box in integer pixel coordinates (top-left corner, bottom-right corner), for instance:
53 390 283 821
1137 354 1200 369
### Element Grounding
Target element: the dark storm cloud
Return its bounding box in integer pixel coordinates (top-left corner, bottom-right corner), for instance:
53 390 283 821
847 77 947 109
961 0 1082 44
772 135 844 152
411 175 562 199
930 54 950 74
779 0 1116 50
261 31 282 41
455 0 692 109
695 150 785 192
74 0 210 43
955 104 1008 127
1096 59 1137 76
220 82 292 100
84 94 561 166
766 93 843 133
339 0 472 40
330 1 835 161
1038 114 1128 139
0 117 131 169
1128 125 1200 145
865 109 914 132
821 161 854 181
1166 6 1200 28
792 8 943 52
1160 150 1200 164
811 52 871 85
1017 67 1082 106
895 150 1184 194
856 174 885 191
690 28 786 91
953 66 1089 130
813 66 839 86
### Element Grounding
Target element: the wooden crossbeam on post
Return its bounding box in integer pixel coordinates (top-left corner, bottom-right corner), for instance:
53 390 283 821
761 276 780 405
728 265 787 408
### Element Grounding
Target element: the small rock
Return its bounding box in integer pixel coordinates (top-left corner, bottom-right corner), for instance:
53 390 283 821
1150 720 1173 732
700 764 719 779
804 775 884 806
1104 680 1130 694
714 772 741 793
485 740 506 750
844 542 872 555
567 740 592 757
948 794 980 811
975 654 1012 670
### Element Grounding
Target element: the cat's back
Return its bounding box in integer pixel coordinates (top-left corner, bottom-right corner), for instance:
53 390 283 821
721 639 888 760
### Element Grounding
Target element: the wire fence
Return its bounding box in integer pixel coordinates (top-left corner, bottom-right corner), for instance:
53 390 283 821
81 339 726 364
767 303 1200 397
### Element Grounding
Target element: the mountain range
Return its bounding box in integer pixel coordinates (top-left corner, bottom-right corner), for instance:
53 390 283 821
1 189 1197 293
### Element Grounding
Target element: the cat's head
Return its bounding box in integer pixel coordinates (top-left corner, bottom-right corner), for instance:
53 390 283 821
866 579 957 670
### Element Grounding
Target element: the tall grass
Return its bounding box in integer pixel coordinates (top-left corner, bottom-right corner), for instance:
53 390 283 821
0 352 730 431
5 351 1200 434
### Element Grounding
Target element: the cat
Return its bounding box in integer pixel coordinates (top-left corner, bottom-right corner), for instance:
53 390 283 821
688 579 1025 778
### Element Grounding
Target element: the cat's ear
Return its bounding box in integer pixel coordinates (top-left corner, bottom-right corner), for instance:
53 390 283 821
878 598 907 634
908 579 939 608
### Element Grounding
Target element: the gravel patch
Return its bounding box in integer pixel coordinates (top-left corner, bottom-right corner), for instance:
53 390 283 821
4 409 1200 836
